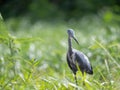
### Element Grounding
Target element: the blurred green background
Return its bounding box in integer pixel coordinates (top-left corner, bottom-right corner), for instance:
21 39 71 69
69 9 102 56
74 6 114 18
0 0 120 90
0 0 120 20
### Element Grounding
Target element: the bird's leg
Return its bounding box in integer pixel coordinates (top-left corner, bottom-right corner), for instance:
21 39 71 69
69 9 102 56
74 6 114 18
74 74 78 85
73 74 78 90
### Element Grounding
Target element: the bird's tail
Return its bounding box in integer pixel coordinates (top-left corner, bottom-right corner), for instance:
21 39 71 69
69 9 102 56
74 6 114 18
87 66 93 75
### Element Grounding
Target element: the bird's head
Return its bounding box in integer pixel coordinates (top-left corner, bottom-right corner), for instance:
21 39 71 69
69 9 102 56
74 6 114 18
67 29 79 45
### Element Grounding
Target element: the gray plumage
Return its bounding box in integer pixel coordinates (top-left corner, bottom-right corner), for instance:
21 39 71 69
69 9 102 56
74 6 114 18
66 29 93 84
67 49 93 74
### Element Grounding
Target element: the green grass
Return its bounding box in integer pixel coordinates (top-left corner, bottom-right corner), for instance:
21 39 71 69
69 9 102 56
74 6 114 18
0 16 120 90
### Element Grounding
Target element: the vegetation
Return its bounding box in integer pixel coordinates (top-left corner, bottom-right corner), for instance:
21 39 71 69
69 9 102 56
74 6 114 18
0 0 120 20
0 13 120 90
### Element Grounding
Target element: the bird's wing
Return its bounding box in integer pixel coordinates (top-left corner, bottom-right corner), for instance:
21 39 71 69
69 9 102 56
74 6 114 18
73 49 92 72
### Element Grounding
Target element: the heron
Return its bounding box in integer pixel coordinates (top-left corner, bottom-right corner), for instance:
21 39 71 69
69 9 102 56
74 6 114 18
66 29 93 85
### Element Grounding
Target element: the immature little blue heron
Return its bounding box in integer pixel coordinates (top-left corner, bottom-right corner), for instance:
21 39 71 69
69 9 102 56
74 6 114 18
66 29 93 85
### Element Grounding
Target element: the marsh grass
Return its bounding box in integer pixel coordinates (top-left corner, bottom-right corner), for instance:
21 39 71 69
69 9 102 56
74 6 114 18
0 16 120 90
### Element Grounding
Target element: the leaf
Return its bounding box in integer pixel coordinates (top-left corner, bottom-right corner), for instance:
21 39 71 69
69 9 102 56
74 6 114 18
0 13 3 20
0 13 9 44
0 13 9 37
89 44 101 50
15 37 43 44
0 35 8 44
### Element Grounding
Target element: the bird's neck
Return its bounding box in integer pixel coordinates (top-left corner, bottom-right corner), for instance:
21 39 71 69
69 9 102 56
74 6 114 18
68 37 73 54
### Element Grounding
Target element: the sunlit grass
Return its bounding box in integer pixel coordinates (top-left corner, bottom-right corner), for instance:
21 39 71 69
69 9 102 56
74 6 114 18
0 16 120 90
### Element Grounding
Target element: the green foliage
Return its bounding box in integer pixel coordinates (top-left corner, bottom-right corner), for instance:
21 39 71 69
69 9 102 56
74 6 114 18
29 0 59 20
0 15 42 90
0 0 120 20
0 15 120 90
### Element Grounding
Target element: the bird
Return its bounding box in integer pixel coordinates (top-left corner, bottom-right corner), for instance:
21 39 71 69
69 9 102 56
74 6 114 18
66 29 93 85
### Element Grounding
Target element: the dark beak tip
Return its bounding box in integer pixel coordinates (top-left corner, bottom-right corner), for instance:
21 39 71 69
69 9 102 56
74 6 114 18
73 36 79 45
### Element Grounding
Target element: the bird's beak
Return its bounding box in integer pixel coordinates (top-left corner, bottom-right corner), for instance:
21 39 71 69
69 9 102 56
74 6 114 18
73 36 79 45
